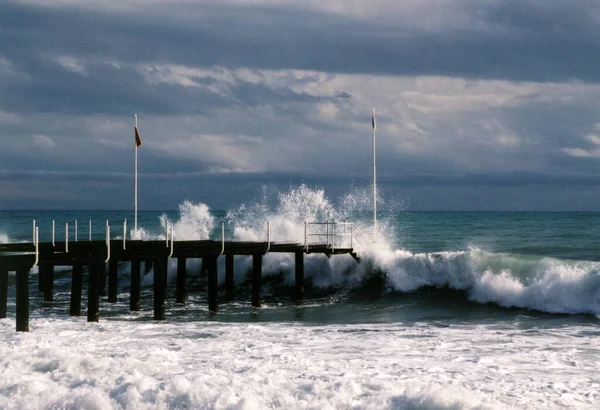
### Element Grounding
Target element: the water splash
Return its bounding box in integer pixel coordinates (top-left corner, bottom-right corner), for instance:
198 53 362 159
160 201 215 240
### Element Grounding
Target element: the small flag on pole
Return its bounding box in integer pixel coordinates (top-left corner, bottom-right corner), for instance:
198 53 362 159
372 108 376 130
135 126 142 147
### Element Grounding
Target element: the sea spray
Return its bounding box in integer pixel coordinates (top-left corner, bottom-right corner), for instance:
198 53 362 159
123 185 600 316
160 200 215 241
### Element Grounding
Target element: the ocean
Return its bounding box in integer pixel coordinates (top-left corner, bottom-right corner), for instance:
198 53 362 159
0 186 599 409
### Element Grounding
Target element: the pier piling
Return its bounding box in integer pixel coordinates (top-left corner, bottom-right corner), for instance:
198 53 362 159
108 259 118 303
295 251 304 302
16 268 29 332
225 254 234 301
207 255 218 312
0 267 8 318
252 254 263 308
40 262 53 302
176 257 186 304
70 265 82 316
87 262 100 322
99 263 107 297
130 260 141 311
154 257 167 320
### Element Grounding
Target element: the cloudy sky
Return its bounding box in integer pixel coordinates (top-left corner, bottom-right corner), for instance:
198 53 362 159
2 0 600 211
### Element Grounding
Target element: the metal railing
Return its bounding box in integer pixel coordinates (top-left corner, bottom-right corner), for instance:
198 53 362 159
305 221 372 251
29 219 371 254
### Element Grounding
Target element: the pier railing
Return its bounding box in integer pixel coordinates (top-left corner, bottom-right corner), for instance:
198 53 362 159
305 221 371 251
31 218 372 253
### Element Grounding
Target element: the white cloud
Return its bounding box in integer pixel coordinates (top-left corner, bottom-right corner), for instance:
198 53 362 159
584 134 600 145
32 135 56 149
316 103 340 121
56 56 87 75
563 148 598 158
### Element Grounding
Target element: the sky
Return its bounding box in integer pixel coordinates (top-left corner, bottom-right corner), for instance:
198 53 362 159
2 0 600 211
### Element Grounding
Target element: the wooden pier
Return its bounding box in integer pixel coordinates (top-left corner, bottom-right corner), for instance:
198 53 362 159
0 221 365 332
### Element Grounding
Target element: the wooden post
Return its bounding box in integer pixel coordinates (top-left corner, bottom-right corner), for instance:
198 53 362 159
144 260 153 275
70 265 83 316
154 257 167 320
16 268 29 332
130 260 141 311
87 262 100 322
99 262 107 297
295 251 304 302
225 254 234 302
176 257 186 304
38 264 43 294
108 258 118 303
207 256 218 312
200 258 208 276
252 254 262 308
0 266 8 319
40 262 53 302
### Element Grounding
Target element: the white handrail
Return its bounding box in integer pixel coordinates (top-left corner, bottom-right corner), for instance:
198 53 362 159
104 220 111 262
89 219 92 241
123 219 127 250
305 221 371 250
168 223 174 258
32 220 36 243
75 219 78 242
65 223 69 253
165 221 169 247
304 221 308 251
219 222 225 256
266 221 271 253
32 226 39 268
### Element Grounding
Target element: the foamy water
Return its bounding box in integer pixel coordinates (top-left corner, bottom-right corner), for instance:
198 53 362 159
1 318 598 409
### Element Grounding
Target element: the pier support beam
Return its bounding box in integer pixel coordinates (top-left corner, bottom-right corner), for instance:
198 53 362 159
130 260 141 311
144 261 153 275
16 268 29 332
108 259 118 303
154 257 167 320
176 257 186 304
87 262 100 322
207 256 218 313
99 263 107 297
0 267 8 319
40 262 53 302
252 254 262 308
225 254 234 302
295 251 304 302
70 265 83 316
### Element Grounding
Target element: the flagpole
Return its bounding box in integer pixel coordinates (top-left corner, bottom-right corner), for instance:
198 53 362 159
372 107 377 241
134 113 138 240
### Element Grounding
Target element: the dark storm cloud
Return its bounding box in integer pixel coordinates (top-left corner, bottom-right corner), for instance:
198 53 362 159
2 0 600 211
2 0 600 90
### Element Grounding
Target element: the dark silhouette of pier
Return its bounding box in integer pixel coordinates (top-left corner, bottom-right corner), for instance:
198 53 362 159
0 221 366 332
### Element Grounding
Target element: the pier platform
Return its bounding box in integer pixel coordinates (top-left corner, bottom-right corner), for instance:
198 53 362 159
0 220 368 332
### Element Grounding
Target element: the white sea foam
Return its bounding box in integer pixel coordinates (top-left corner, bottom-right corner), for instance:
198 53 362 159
0 318 597 409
